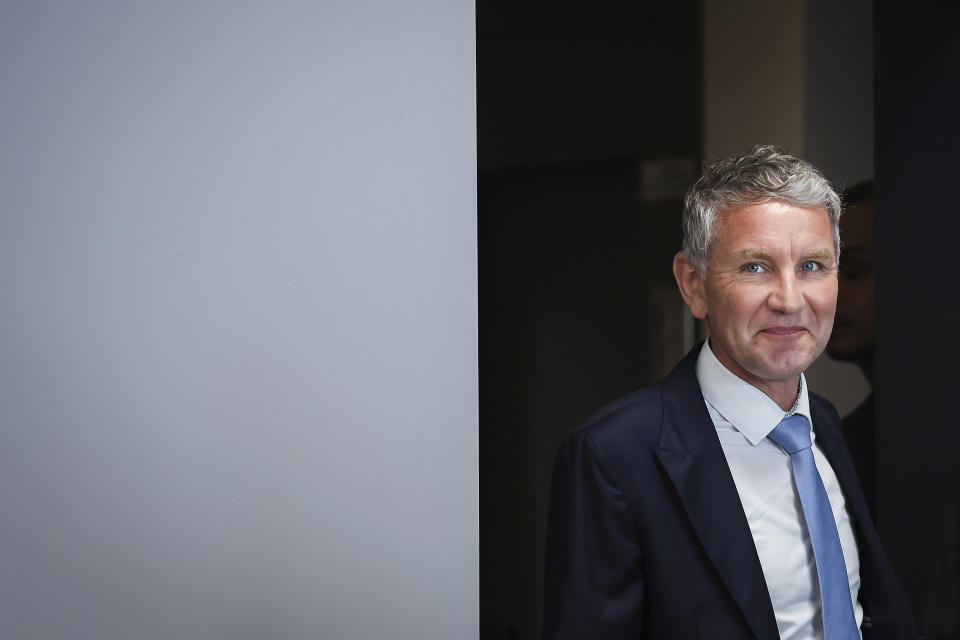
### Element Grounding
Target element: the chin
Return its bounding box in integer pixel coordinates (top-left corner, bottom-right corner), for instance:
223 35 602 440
747 350 817 381
751 364 807 382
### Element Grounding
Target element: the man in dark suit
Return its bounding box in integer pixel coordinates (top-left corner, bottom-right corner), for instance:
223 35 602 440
543 146 915 639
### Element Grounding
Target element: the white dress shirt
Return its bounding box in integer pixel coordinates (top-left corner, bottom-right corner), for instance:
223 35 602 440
695 341 863 640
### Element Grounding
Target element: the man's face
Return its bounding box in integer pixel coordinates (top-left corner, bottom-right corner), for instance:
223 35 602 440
682 201 839 389
827 200 875 363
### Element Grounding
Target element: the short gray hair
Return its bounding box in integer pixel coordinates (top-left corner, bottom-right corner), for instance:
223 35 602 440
682 145 842 275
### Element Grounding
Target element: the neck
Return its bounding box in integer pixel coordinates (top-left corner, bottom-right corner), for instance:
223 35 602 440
706 339 801 411
753 378 802 412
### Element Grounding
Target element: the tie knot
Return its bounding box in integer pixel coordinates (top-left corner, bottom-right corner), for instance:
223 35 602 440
767 414 812 454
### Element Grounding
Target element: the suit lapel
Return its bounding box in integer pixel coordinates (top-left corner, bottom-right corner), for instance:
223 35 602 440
808 397 874 539
654 346 780 640
808 397 885 614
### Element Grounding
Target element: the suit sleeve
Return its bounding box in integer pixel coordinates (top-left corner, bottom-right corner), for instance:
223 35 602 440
542 431 645 639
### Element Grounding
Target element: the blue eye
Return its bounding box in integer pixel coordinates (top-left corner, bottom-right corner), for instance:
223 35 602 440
801 261 820 272
744 263 764 273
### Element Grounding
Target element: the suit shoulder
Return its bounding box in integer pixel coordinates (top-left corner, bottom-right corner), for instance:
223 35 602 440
570 383 663 448
809 391 844 440
809 391 841 420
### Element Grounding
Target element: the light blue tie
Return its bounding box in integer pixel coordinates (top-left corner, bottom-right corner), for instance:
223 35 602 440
768 415 859 640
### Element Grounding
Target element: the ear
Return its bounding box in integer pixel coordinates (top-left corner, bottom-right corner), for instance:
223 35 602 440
672 252 708 319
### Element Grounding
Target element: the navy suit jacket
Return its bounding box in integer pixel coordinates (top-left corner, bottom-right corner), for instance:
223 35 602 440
543 345 916 639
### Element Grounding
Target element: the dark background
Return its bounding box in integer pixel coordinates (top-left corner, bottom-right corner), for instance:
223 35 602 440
875 2 960 636
479 4 700 639
480 1 960 638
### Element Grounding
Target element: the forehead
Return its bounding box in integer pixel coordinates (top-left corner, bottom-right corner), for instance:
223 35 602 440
712 201 833 249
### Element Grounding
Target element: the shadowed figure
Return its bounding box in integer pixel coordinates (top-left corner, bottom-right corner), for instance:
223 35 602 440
827 181 877 520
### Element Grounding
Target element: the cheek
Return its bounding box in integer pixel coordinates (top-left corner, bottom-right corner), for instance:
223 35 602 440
810 282 839 316
707 293 765 329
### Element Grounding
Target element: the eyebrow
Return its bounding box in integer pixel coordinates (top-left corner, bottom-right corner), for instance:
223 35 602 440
803 249 835 262
734 248 836 262
736 249 773 261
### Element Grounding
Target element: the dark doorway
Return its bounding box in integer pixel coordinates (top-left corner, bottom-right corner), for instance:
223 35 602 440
478 4 701 638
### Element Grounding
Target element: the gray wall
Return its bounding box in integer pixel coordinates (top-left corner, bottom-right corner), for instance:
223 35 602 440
0 2 478 639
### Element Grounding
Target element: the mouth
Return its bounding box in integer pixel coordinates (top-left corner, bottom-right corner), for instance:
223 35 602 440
760 326 807 336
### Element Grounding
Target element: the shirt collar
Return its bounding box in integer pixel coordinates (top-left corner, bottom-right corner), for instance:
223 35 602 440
695 340 812 446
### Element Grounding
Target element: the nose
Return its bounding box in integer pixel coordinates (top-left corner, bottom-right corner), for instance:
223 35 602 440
767 272 805 314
